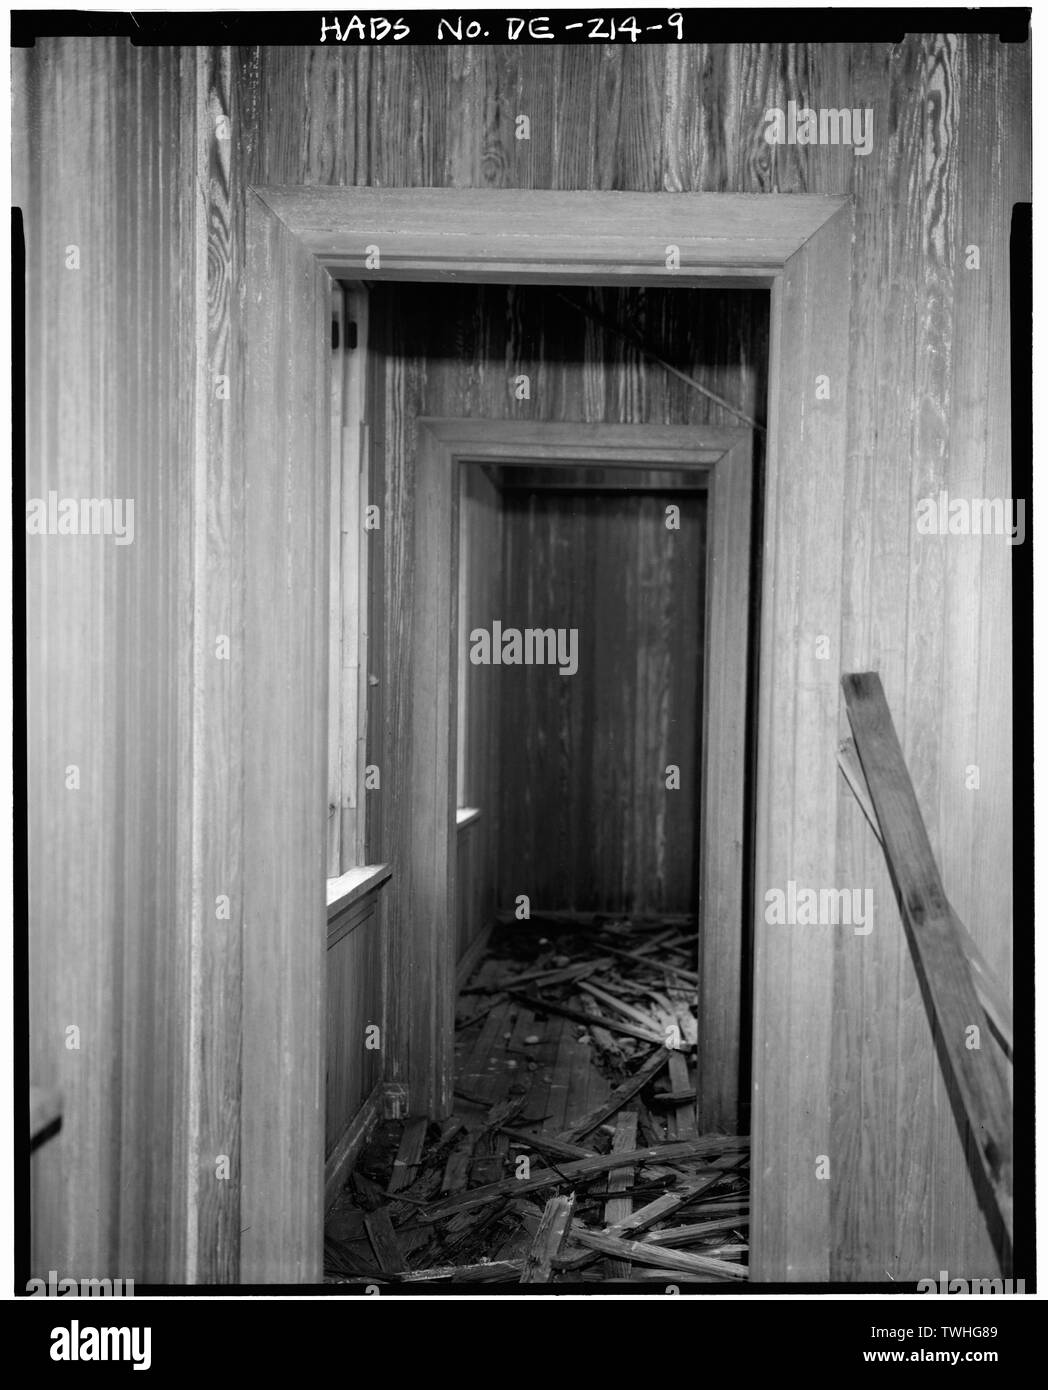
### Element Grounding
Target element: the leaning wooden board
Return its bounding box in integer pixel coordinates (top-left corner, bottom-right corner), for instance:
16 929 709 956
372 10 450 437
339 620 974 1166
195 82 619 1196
842 672 1013 1246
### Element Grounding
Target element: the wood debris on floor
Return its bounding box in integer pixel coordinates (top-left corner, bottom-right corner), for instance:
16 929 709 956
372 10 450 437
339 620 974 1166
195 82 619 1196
325 913 749 1286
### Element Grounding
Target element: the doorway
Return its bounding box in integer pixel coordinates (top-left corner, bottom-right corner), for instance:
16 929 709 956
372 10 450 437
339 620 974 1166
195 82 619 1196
244 185 853 1282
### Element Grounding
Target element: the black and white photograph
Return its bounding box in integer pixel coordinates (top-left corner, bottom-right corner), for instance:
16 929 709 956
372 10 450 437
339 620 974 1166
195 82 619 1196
7 0 1038 1352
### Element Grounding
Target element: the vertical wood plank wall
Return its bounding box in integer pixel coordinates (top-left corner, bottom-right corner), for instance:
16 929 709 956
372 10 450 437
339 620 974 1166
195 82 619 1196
498 486 707 915
18 40 197 1285
17 35 1028 1283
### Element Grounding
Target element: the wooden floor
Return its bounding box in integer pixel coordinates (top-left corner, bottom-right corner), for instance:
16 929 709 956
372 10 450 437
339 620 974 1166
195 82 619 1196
326 917 749 1285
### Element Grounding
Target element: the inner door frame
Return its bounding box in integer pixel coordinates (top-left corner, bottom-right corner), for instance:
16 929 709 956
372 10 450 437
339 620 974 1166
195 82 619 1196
425 419 753 1134
240 187 853 1283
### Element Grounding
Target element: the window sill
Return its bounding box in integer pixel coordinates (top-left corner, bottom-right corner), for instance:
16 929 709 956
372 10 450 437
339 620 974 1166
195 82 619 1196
326 863 392 919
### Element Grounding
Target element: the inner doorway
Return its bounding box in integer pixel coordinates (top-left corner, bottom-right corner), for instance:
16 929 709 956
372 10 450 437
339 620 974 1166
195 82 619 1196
325 278 768 1283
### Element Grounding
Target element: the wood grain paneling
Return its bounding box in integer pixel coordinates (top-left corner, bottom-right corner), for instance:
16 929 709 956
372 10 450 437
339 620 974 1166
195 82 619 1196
325 901 383 1158
18 32 1027 1284
498 486 706 916
238 192 330 1283
20 39 194 1285
751 204 853 1281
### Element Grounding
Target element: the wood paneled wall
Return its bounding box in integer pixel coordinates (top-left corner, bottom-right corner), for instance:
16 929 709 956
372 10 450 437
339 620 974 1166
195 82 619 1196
17 33 1027 1283
325 901 383 1160
498 486 707 914
18 40 197 1285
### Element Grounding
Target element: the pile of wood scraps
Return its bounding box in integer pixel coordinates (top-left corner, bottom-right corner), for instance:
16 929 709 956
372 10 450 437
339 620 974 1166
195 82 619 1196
324 914 750 1285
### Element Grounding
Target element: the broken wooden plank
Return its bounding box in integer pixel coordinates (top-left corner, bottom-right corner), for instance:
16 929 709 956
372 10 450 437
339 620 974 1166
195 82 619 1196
397 1259 524 1282
441 1131 477 1194
603 1111 638 1278
562 1222 747 1279
558 1046 670 1141
499 1128 599 1162
506 989 666 1046
594 940 700 984
495 959 613 992
522 1158 747 1274
520 1194 576 1283
667 1051 698 1140
577 978 666 1031
607 1157 748 1238
387 1115 429 1193
838 732 1013 1058
420 1136 748 1220
645 1215 749 1244
577 992 623 1060
842 671 1013 1244
364 1208 407 1274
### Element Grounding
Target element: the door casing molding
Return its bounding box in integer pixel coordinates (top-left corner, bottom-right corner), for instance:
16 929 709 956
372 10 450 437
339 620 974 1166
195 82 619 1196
240 187 854 1283
411 418 753 1132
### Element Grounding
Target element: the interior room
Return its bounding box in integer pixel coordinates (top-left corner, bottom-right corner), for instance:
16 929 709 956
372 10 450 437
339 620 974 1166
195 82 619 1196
19 29 1026 1294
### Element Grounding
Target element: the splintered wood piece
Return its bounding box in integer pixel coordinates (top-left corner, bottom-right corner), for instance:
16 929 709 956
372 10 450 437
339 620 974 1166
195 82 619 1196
499 1128 599 1162
441 1131 477 1194
649 1088 698 1107
607 1157 747 1237
595 940 700 983
577 994 623 1060
364 1208 407 1274
558 1046 669 1141
397 1259 524 1283
388 1115 429 1193
491 959 614 991
603 1111 639 1279
667 1051 698 1139
577 979 664 1030
842 671 1013 1244
420 1136 748 1220
645 1215 750 1245
562 1221 747 1279
505 990 666 1046
520 1194 576 1283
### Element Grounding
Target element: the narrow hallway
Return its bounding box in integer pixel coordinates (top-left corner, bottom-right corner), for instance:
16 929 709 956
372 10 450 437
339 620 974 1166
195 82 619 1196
325 914 749 1285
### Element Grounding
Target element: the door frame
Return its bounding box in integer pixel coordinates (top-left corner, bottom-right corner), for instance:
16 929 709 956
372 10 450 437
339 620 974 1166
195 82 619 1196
422 418 753 1132
240 187 853 1283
